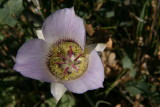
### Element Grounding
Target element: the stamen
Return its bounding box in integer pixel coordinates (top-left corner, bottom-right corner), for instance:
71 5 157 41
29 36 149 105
72 64 78 71
57 54 67 60
64 67 69 75
68 45 73 58
60 55 67 60
74 53 83 61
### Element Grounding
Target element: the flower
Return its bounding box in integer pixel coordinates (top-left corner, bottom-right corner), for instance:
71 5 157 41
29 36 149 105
14 7 104 102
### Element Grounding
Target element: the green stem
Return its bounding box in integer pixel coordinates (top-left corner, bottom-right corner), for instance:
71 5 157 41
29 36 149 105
94 26 117 30
105 69 127 96
95 100 111 107
84 93 94 107
38 0 45 20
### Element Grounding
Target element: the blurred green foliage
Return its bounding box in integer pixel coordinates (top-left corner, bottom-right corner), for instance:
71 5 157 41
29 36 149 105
0 0 160 107
0 0 24 26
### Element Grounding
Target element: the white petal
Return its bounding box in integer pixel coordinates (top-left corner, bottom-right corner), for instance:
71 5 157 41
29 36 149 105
85 43 106 53
36 30 45 40
51 82 67 102
95 43 106 52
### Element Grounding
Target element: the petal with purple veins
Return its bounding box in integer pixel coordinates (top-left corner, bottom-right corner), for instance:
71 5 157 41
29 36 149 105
42 7 85 49
14 39 56 82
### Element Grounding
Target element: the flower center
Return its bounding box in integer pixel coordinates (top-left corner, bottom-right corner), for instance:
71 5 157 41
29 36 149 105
47 41 88 80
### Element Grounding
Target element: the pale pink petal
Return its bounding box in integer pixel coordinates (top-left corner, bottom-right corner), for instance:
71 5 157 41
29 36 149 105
42 7 85 49
14 39 56 82
63 49 104 93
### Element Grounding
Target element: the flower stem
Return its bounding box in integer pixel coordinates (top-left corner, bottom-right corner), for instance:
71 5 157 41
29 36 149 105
84 93 94 107
105 69 128 96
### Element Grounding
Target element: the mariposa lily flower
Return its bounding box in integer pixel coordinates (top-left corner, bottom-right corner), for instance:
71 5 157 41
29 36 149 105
14 7 104 102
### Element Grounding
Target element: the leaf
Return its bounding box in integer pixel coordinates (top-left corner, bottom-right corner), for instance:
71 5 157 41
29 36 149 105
119 21 133 27
110 0 122 3
126 86 143 96
125 80 150 96
0 0 24 26
0 82 16 106
121 55 136 77
57 94 76 107
0 0 4 3
41 94 75 107
0 32 5 41
153 97 160 104
106 11 114 18
41 98 56 107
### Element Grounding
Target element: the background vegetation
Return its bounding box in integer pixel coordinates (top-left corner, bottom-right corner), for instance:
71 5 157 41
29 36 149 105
0 0 160 107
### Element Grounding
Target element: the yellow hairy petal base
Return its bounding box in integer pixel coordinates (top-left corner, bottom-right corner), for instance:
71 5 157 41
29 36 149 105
47 41 88 81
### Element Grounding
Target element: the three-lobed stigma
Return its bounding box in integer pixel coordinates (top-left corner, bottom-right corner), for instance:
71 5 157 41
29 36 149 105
48 41 88 80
